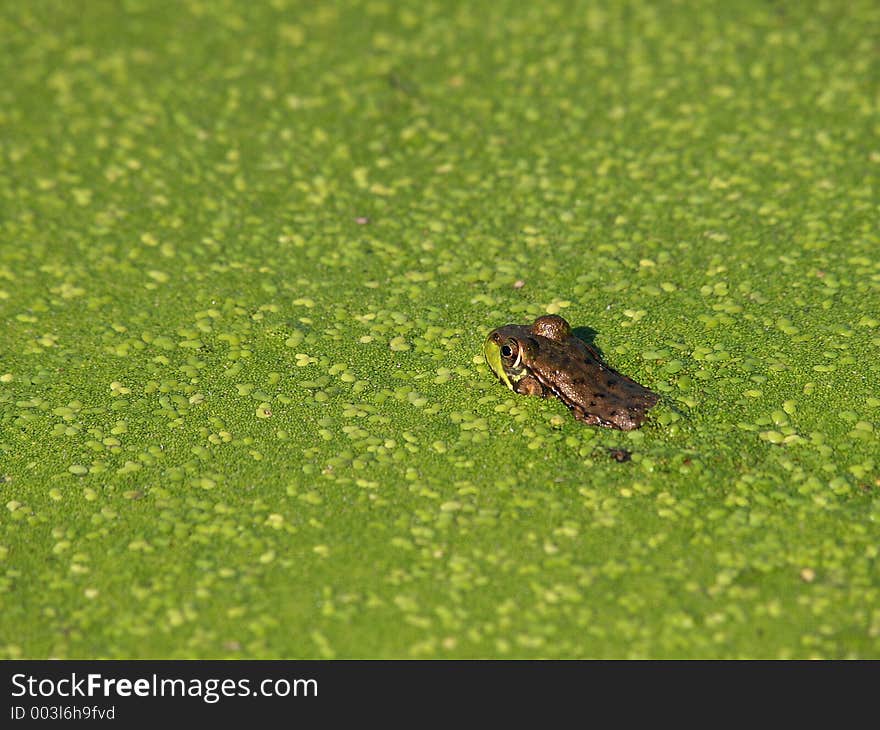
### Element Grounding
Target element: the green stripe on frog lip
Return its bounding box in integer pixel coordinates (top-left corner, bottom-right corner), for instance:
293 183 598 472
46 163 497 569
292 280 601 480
483 338 515 391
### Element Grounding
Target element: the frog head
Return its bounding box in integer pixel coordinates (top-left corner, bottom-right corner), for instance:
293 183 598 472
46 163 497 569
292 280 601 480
482 325 536 392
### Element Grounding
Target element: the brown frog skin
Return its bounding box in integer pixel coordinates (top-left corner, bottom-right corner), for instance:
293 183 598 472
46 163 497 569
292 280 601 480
483 314 658 430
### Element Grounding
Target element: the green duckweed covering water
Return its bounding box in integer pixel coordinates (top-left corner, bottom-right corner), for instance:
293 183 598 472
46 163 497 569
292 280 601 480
0 0 878 658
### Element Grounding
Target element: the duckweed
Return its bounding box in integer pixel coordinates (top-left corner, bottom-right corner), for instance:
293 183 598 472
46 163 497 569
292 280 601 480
0 0 878 660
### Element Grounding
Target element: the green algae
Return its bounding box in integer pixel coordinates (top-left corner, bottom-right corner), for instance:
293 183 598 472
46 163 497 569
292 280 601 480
0 0 878 659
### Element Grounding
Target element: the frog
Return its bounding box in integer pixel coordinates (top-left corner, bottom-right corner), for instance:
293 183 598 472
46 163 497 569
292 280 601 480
483 314 658 430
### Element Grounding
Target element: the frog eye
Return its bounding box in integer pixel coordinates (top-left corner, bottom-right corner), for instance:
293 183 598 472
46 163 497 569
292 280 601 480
500 340 521 367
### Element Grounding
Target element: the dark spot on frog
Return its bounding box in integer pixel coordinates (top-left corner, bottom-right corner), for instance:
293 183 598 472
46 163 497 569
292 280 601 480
608 448 632 463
